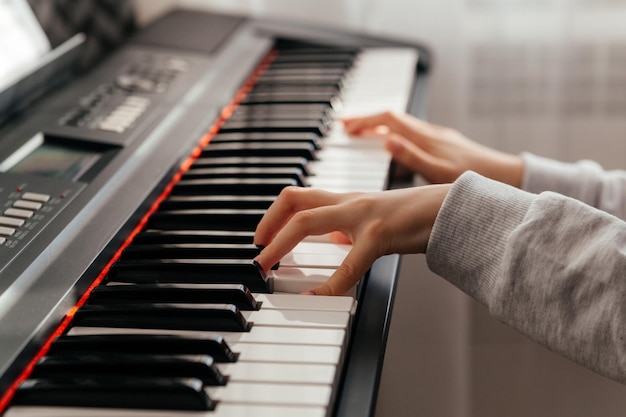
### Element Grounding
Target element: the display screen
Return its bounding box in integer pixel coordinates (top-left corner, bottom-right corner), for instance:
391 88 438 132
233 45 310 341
8 142 100 181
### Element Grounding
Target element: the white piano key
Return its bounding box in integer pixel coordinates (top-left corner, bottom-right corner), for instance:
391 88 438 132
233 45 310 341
281 240 351 268
292 241 351 255
309 155 388 171
206 381 332 407
302 233 337 243
338 48 419 116
5 404 327 417
243 309 350 329
270 267 357 297
310 165 387 179
224 326 346 347
279 253 345 269
67 326 347 347
308 168 389 185
213 403 326 417
309 160 390 181
231 342 342 364
309 159 389 173
308 176 387 193
219 362 336 384
322 127 386 148
215 403 327 417
315 147 390 165
253 293 355 312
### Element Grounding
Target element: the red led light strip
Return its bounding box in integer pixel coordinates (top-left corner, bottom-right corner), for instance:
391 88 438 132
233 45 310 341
0 51 277 414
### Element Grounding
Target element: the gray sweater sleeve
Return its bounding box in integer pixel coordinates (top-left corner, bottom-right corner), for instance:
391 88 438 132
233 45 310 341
522 152 626 220
426 171 626 383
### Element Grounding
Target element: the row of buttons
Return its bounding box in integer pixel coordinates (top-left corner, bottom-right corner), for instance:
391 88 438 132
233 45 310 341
60 85 151 135
0 192 51 245
97 95 151 133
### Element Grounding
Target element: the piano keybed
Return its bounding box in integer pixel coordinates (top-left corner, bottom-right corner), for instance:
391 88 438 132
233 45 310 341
2 31 420 417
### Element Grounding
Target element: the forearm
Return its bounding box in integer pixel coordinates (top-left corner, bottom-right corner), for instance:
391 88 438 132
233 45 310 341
427 171 626 383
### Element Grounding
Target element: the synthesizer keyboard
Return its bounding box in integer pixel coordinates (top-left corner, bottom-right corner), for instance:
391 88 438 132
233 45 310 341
0 9 429 417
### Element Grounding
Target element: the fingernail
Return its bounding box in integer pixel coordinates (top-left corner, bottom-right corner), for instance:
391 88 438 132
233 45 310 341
252 256 264 269
301 290 317 296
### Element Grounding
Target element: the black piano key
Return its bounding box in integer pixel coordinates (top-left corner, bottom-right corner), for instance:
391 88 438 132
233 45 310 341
269 55 353 65
272 43 359 55
243 90 337 100
248 84 340 96
240 91 340 107
171 178 298 197
132 230 255 245
255 73 346 91
89 283 260 310
200 142 318 160
218 119 329 136
277 45 359 53
72 303 251 332
227 103 332 116
107 258 271 293
49 334 237 362
211 132 323 149
191 156 311 176
121 243 261 260
252 81 342 91
32 353 227 385
272 52 357 64
182 167 308 186
260 67 347 76
229 103 333 117
146 209 265 231
12 377 215 411
226 109 331 124
267 61 352 71
157 195 275 210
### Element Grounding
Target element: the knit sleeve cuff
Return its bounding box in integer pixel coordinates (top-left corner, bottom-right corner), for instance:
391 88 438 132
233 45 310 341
426 171 535 307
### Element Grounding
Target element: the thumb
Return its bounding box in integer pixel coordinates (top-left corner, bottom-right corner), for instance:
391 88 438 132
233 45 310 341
330 231 352 244
301 242 377 296
385 135 442 181
385 135 426 169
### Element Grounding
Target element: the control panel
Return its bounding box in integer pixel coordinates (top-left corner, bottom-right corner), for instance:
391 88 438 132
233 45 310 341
0 173 85 271
0 48 207 277
57 52 190 136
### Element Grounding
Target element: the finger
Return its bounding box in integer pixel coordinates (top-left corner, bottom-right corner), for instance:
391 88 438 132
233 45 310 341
384 135 447 182
254 204 351 272
342 113 396 135
384 134 427 168
342 112 428 140
254 187 343 247
329 231 351 244
303 241 379 296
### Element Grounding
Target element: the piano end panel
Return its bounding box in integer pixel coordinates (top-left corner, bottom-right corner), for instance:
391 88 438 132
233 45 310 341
332 253 401 417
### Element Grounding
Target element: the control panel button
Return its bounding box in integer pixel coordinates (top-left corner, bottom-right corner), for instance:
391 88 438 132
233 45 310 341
0 216 24 228
0 237 6 245
13 200 42 211
5 208 34 219
0 226 16 237
22 192 51 203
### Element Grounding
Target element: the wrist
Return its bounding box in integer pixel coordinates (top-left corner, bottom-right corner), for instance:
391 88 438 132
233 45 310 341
481 150 524 188
499 153 524 188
